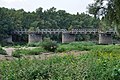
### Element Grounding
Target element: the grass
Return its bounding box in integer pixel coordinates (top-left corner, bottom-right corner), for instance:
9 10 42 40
57 42 120 53
56 42 96 52
0 42 120 80
87 51 120 80
0 54 90 80
12 47 46 58
27 42 43 47
0 47 7 55
1 50 120 80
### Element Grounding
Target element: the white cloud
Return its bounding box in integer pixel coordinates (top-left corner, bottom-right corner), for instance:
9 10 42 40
2 0 24 3
0 0 94 14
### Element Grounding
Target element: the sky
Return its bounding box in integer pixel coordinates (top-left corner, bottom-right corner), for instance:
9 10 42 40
0 0 94 14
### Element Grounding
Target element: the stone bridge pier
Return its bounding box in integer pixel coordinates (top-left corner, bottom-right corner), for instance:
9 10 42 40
62 33 75 43
99 33 113 44
4 35 13 43
28 33 42 43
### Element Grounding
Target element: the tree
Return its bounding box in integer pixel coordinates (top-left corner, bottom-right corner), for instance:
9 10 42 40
88 0 120 34
0 7 99 43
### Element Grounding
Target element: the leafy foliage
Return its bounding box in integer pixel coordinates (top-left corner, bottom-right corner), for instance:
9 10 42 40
88 0 120 34
87 48 120 80
0 7 99 43
27 42 43 47
12 48 46 58
0 47 7 55
42 38 58 52
1 45 120 80
0 54 90 80
56 42 96 52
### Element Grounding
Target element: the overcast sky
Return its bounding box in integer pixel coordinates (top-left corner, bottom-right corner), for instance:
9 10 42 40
0 0 94 14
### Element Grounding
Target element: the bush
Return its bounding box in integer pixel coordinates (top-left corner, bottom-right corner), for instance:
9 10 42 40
12 49 22 58
56 45 66 52
69 41 96 46
56 45 77 52
1 44 120 80
42 38 58 52
27 43 36 47
0 55 89 80
56 41 96 52
0 47 7 55
86 51 120 80
91 45 120 53
12 48 46 58
0 41 14 47
2 51 120 80
27 42 43 47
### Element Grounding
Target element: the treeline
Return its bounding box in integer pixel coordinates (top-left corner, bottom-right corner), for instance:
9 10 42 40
0 7 100 41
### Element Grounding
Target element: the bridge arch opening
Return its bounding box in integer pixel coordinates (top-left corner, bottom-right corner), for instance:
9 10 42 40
12 34 28 45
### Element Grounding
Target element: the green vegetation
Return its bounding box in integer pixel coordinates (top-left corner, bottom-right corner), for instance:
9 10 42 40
56 42 120 53
12 39 58 58
0 42 120 79
91 45 120 53
12 42 120 58
0 55 87 80
27 42 43 47
0 7 99 44
0 45 120 80
87 50 120 80
12 48 46 58
41 39 58 52
56 42 96 52
88 0 120 34
0 47 7 55
1 0 120 79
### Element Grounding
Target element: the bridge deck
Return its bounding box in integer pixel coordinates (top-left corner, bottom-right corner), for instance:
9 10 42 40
12 29 116 34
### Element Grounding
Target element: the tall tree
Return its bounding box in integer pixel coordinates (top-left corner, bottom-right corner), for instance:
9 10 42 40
0 7 100 42
88 0 120 34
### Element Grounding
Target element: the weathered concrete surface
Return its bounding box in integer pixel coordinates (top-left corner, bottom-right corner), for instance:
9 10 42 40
28 34 42 43
99 33 113 44
62 33 75 43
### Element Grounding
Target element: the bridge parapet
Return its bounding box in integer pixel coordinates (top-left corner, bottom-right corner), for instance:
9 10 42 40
12 28 116 35
8 28 117 44
70 29 99 34
99 29 117 34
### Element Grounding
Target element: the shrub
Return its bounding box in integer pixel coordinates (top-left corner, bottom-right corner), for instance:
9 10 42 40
42 38 58 52
56 45 77 52
1 44 120 80
27 42 42 47
86 51 120 80
56 41 96 52
56 45 66 52
2 42 120 80
91 45 120 53
12 49 22 58
0 47 7 55
12 48 46 58
0 41 14 47
0 54 89 80
13 45 21 48
69 41 96 46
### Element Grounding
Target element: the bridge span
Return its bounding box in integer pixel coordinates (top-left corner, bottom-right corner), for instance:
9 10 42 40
6 29 117 44
12 29 116 34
